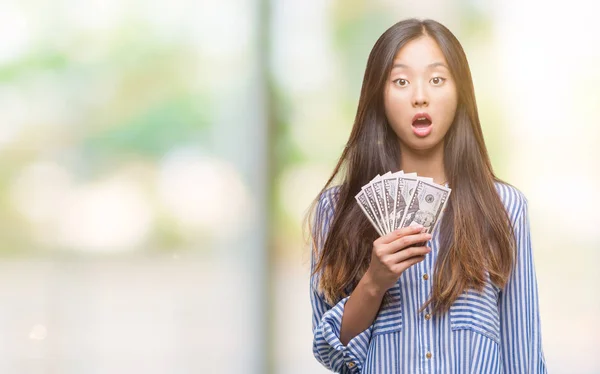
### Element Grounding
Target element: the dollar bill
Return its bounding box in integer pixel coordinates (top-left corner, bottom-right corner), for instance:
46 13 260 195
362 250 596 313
361 182 387 235
391 176 409 230
400 174 419 204
355 190 384 236
383 171 406 231
370 176 389 233
382 176 398 233
399 180 451 234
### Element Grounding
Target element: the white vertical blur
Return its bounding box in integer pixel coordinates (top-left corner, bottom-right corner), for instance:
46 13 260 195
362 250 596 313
494 1 600 372
0 0 266 373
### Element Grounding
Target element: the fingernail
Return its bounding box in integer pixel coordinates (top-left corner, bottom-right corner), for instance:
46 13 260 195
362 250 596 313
414 224 424 229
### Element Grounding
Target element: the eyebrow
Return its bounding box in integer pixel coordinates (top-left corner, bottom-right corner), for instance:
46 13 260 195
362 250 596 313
392 62 449 70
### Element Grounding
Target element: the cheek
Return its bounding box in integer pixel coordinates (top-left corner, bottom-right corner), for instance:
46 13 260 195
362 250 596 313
435 92 458 127
384 90 411 126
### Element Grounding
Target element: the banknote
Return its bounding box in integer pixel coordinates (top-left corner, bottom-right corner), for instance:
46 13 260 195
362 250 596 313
399 179 451 234
382 176 398 233
391 176 409 231
355 190 384 236
356 171 451 237
370 176 389 233
361 182 386 235
401 174 419 204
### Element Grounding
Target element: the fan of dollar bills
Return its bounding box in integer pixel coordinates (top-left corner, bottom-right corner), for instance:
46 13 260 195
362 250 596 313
355 171 452 237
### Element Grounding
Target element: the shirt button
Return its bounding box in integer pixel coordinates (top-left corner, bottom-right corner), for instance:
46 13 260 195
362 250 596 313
346 362 356 369
426 352 432 359
425 313 431 320
423 273 429 280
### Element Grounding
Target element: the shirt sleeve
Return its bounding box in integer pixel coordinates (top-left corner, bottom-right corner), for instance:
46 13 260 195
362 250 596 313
310 189 373 373
499 196 547 373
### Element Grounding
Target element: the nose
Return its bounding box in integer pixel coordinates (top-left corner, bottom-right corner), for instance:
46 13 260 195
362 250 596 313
412 82 429 107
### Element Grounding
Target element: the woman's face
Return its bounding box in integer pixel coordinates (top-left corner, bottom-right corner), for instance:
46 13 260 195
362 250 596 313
384 36 458 153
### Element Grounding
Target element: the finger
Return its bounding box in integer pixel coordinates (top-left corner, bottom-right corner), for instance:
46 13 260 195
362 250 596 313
385 232 432 253
392 254 427 274
388 246 431 264
374 224 424 245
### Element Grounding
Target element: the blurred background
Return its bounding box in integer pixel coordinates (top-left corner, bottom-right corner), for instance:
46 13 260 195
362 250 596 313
0 0 598 373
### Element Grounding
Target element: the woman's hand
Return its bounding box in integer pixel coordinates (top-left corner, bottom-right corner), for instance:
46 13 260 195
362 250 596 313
365 224 432 294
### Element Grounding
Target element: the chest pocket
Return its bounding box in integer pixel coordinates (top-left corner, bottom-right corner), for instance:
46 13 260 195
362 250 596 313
372 283 403 336
449 283 501 344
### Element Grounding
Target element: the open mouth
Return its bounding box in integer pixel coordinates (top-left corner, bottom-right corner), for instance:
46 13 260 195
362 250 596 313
412 117 432 128
411 113 433 137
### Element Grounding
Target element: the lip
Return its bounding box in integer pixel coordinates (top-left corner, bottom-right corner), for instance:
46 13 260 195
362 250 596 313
412 112 432 123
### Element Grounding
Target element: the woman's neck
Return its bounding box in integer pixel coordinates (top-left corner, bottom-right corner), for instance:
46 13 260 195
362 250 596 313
399 142 447 185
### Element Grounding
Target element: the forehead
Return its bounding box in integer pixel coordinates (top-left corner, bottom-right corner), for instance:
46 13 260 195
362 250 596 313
392 36 448 69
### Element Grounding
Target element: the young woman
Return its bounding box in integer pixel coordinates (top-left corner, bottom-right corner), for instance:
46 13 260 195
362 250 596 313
308 19 546 373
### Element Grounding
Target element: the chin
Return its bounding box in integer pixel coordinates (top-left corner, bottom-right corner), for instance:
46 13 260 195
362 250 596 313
402 137 443 153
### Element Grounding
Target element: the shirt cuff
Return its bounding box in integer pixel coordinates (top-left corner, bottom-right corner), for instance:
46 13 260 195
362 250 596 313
320 296 373 372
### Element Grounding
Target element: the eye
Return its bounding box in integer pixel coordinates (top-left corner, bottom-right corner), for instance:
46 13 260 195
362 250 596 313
393 78 409 87
430 77 446 85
